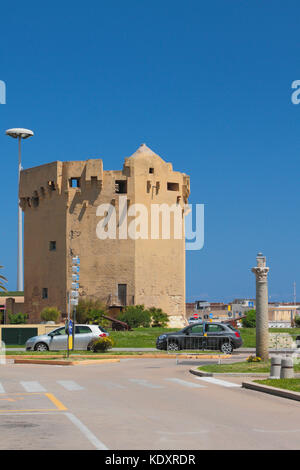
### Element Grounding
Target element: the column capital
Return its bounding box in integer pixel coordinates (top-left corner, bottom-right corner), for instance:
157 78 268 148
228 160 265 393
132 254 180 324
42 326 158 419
251 266 269 282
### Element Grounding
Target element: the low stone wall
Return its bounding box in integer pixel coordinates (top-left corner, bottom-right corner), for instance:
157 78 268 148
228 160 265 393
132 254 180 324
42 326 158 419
269 332 296 349
0 324 64 344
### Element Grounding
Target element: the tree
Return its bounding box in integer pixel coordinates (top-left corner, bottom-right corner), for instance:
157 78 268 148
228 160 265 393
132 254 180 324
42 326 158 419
41 307 60 323
0 266 7 292
149 307 169 327
8 312 28 324
294 316 300 328
76 298 107 325
241 309 256 328
118 305 151 328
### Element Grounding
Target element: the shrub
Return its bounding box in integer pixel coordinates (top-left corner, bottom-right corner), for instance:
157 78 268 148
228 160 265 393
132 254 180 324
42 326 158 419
294 316 300 328
149 307 169 327
76 298 106 324
8 312 28 324
40 307 60 323
118 305 151 328
90 336 114 352
241 309 256 328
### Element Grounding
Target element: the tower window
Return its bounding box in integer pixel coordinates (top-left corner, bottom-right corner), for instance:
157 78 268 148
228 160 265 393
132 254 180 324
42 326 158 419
115 180 127 194
49 241 56 251
48 181 56 191
42 288 48 299
32 196 39 207
70 178 80 188
167 182 179 191
149 168 154 174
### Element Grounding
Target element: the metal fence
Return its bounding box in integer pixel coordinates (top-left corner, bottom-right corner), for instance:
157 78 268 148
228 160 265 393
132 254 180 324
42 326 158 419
166 334 233 365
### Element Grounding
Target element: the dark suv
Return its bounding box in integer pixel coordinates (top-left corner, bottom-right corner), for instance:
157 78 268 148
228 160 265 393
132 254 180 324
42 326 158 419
156 322 242 354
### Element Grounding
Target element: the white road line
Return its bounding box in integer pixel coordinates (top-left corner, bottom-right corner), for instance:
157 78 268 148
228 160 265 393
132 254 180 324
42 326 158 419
194 377 241 388
101 380 126 390
65 412 109 450
20 381 47 392
165 378 205 389
129 379 164 389
57 380 85 391
0 382 5 394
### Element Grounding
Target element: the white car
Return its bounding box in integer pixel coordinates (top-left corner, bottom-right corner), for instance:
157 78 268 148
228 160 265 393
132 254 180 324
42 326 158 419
188 316 203 324
25 324 109 351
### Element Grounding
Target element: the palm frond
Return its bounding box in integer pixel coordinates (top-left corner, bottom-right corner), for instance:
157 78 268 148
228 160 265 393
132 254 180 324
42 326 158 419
0 265 8 292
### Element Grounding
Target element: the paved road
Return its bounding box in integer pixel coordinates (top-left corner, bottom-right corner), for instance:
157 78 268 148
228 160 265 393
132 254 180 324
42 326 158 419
0 358 300 450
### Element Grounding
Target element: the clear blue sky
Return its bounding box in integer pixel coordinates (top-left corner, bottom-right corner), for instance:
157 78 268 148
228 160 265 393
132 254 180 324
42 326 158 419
1 0 299 302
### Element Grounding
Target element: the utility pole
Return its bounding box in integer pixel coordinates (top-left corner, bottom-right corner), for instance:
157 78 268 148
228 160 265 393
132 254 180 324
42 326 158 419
252 253 270 362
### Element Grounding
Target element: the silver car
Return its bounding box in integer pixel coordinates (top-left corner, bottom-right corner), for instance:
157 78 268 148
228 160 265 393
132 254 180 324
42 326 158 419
25 324 109 351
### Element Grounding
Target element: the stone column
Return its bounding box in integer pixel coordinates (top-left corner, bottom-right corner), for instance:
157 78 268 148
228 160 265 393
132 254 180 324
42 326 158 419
251 253 269 362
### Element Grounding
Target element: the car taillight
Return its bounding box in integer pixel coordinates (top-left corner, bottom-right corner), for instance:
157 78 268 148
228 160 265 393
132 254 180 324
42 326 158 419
235 331 240 338
99 333 106 337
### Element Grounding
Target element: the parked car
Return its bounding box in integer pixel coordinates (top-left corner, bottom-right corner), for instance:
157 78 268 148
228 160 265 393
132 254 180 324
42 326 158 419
25 324 109 351
156 321 242 354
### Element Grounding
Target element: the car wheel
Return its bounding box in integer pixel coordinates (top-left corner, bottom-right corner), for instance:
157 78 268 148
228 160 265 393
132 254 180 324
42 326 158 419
34 342 49 352
167 341 180 351
220 342 233 354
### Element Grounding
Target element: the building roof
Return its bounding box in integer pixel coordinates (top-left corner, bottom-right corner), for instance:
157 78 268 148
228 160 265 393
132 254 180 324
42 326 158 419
128 144 166 164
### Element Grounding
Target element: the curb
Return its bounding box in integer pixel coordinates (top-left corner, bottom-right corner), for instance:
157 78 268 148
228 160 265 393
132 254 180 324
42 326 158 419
190 368 213 377
13 358 120 366
9 353 232 360
242 380 300 402
189 367 270 378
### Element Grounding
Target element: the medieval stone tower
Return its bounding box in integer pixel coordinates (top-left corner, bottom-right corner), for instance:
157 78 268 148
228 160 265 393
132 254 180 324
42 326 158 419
19 144 190 325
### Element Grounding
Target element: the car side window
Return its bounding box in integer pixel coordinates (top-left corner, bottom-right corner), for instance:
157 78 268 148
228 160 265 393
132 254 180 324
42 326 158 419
52 327 66 336
207 324 224 333
75 326 92 334
190 325 203 334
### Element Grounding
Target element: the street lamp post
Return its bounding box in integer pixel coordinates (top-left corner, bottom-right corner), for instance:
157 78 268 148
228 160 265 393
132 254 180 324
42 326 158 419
5 128 34 292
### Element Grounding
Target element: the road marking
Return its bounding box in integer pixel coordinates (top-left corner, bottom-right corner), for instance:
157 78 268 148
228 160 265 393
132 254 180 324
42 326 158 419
46 393 68 411
0 382 5 394
164 378 205 388
20 381 47 392
194 377 241 388
101 380 126 390
57 380 85 391
129 379 164 389
253 428 300 433
0 410 109 449
65 412 109 450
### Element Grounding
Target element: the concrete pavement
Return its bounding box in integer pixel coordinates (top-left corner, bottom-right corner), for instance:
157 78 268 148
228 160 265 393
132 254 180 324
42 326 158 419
0 358 300 449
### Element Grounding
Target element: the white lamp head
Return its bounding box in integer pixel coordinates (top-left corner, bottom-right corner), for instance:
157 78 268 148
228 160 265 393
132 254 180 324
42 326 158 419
6 128 34 139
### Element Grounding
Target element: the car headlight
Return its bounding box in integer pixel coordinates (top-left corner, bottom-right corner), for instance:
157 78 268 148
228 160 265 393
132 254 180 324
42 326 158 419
158 335 167 340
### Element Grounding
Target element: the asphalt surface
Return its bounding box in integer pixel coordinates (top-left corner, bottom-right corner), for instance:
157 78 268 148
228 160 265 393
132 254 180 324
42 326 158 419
0 357 300 450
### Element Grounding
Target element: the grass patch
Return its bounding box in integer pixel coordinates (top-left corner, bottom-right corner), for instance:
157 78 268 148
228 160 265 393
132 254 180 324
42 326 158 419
109 327 180 347
198 361 271 374
198 360 300 374
255 378 300 392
